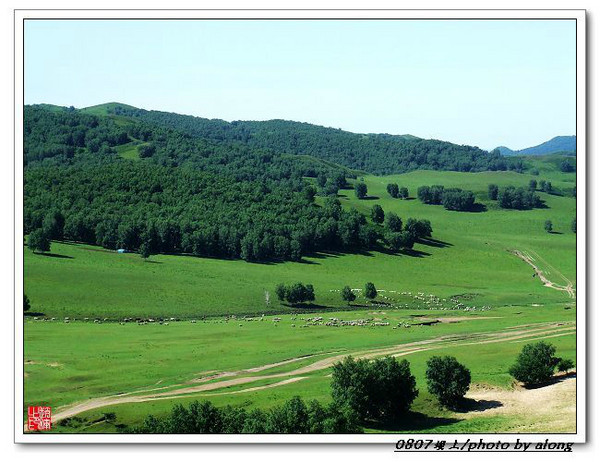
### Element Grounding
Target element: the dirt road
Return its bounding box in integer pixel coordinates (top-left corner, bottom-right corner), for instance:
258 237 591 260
512 250 575 298
49 321 574 424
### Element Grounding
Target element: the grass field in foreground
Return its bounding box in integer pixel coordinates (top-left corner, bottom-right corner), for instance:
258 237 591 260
24 167 576 319
24 304 575 433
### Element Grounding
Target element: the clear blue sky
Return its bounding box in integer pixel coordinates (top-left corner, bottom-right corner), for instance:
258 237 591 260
25 19 575 150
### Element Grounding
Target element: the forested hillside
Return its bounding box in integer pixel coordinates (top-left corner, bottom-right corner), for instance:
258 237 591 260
24 103 532 262
24 105 379 262
101 103 524 174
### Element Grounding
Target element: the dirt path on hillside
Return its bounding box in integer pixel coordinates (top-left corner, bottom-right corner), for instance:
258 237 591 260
47 321 574 425
512 250 575 298
464 376 576 433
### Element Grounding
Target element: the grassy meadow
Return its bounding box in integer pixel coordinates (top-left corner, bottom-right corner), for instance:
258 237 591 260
23 160 577 433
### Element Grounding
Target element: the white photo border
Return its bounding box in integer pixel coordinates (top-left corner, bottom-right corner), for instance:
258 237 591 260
14 8 587 444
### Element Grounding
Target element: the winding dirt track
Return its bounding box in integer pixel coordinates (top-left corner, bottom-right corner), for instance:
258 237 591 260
49 321 574 424
512 250 575 298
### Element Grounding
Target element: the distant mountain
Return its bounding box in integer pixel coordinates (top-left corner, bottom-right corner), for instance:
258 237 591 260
496 136 576 156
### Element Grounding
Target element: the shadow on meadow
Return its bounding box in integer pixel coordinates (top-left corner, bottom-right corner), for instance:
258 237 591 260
522 371 576 390
37 252 74 259
366 411 462 432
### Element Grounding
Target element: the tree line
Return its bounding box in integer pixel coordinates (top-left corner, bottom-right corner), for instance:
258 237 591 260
488 184 544 210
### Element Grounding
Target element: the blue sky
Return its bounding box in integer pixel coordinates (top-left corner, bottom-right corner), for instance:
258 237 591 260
25 19 576 150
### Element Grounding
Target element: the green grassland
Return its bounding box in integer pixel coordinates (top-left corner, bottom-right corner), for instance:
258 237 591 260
25 167 576 319
23 161 577 433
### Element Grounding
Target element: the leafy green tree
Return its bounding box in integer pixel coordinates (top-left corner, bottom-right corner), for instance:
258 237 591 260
488 184 499 200
275 283 287 301
544 220 553 233
354 182 368 199
385 212 402 232
528 179 537 191
331 356 418 423
364 282 377 300
370 204 384 224
399 187 409 199
425 356 471 409
24 294 30 312
28 228 51 253
341 286 356 305
386 183 399 198
556 358 574 374
508 341 560 386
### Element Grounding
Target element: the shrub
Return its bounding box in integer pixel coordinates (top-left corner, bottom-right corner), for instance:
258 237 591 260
354 182 367 199
508 341 560 386
425 356 471 408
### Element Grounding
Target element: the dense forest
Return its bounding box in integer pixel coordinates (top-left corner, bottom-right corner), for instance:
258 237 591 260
24 106 383 261
24 103 532 262
105 104 525 174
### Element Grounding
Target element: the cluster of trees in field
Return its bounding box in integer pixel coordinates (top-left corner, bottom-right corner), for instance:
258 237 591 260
487 184 543 210
275 282 315 305
386 183 409 199
105 104 526 175
24 163 379 262
367 205 432 251
417 185 477 211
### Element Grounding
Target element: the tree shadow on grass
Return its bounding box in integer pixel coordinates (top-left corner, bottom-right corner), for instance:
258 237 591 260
418 237 453 248
361 195 380 201
367 411 462 432
457 397 503 413
462 203 488 213
548 231 564 235
523 372 576 390
398 248 431 258
143 260 163 264
24 311 45 317
38 252 73 259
